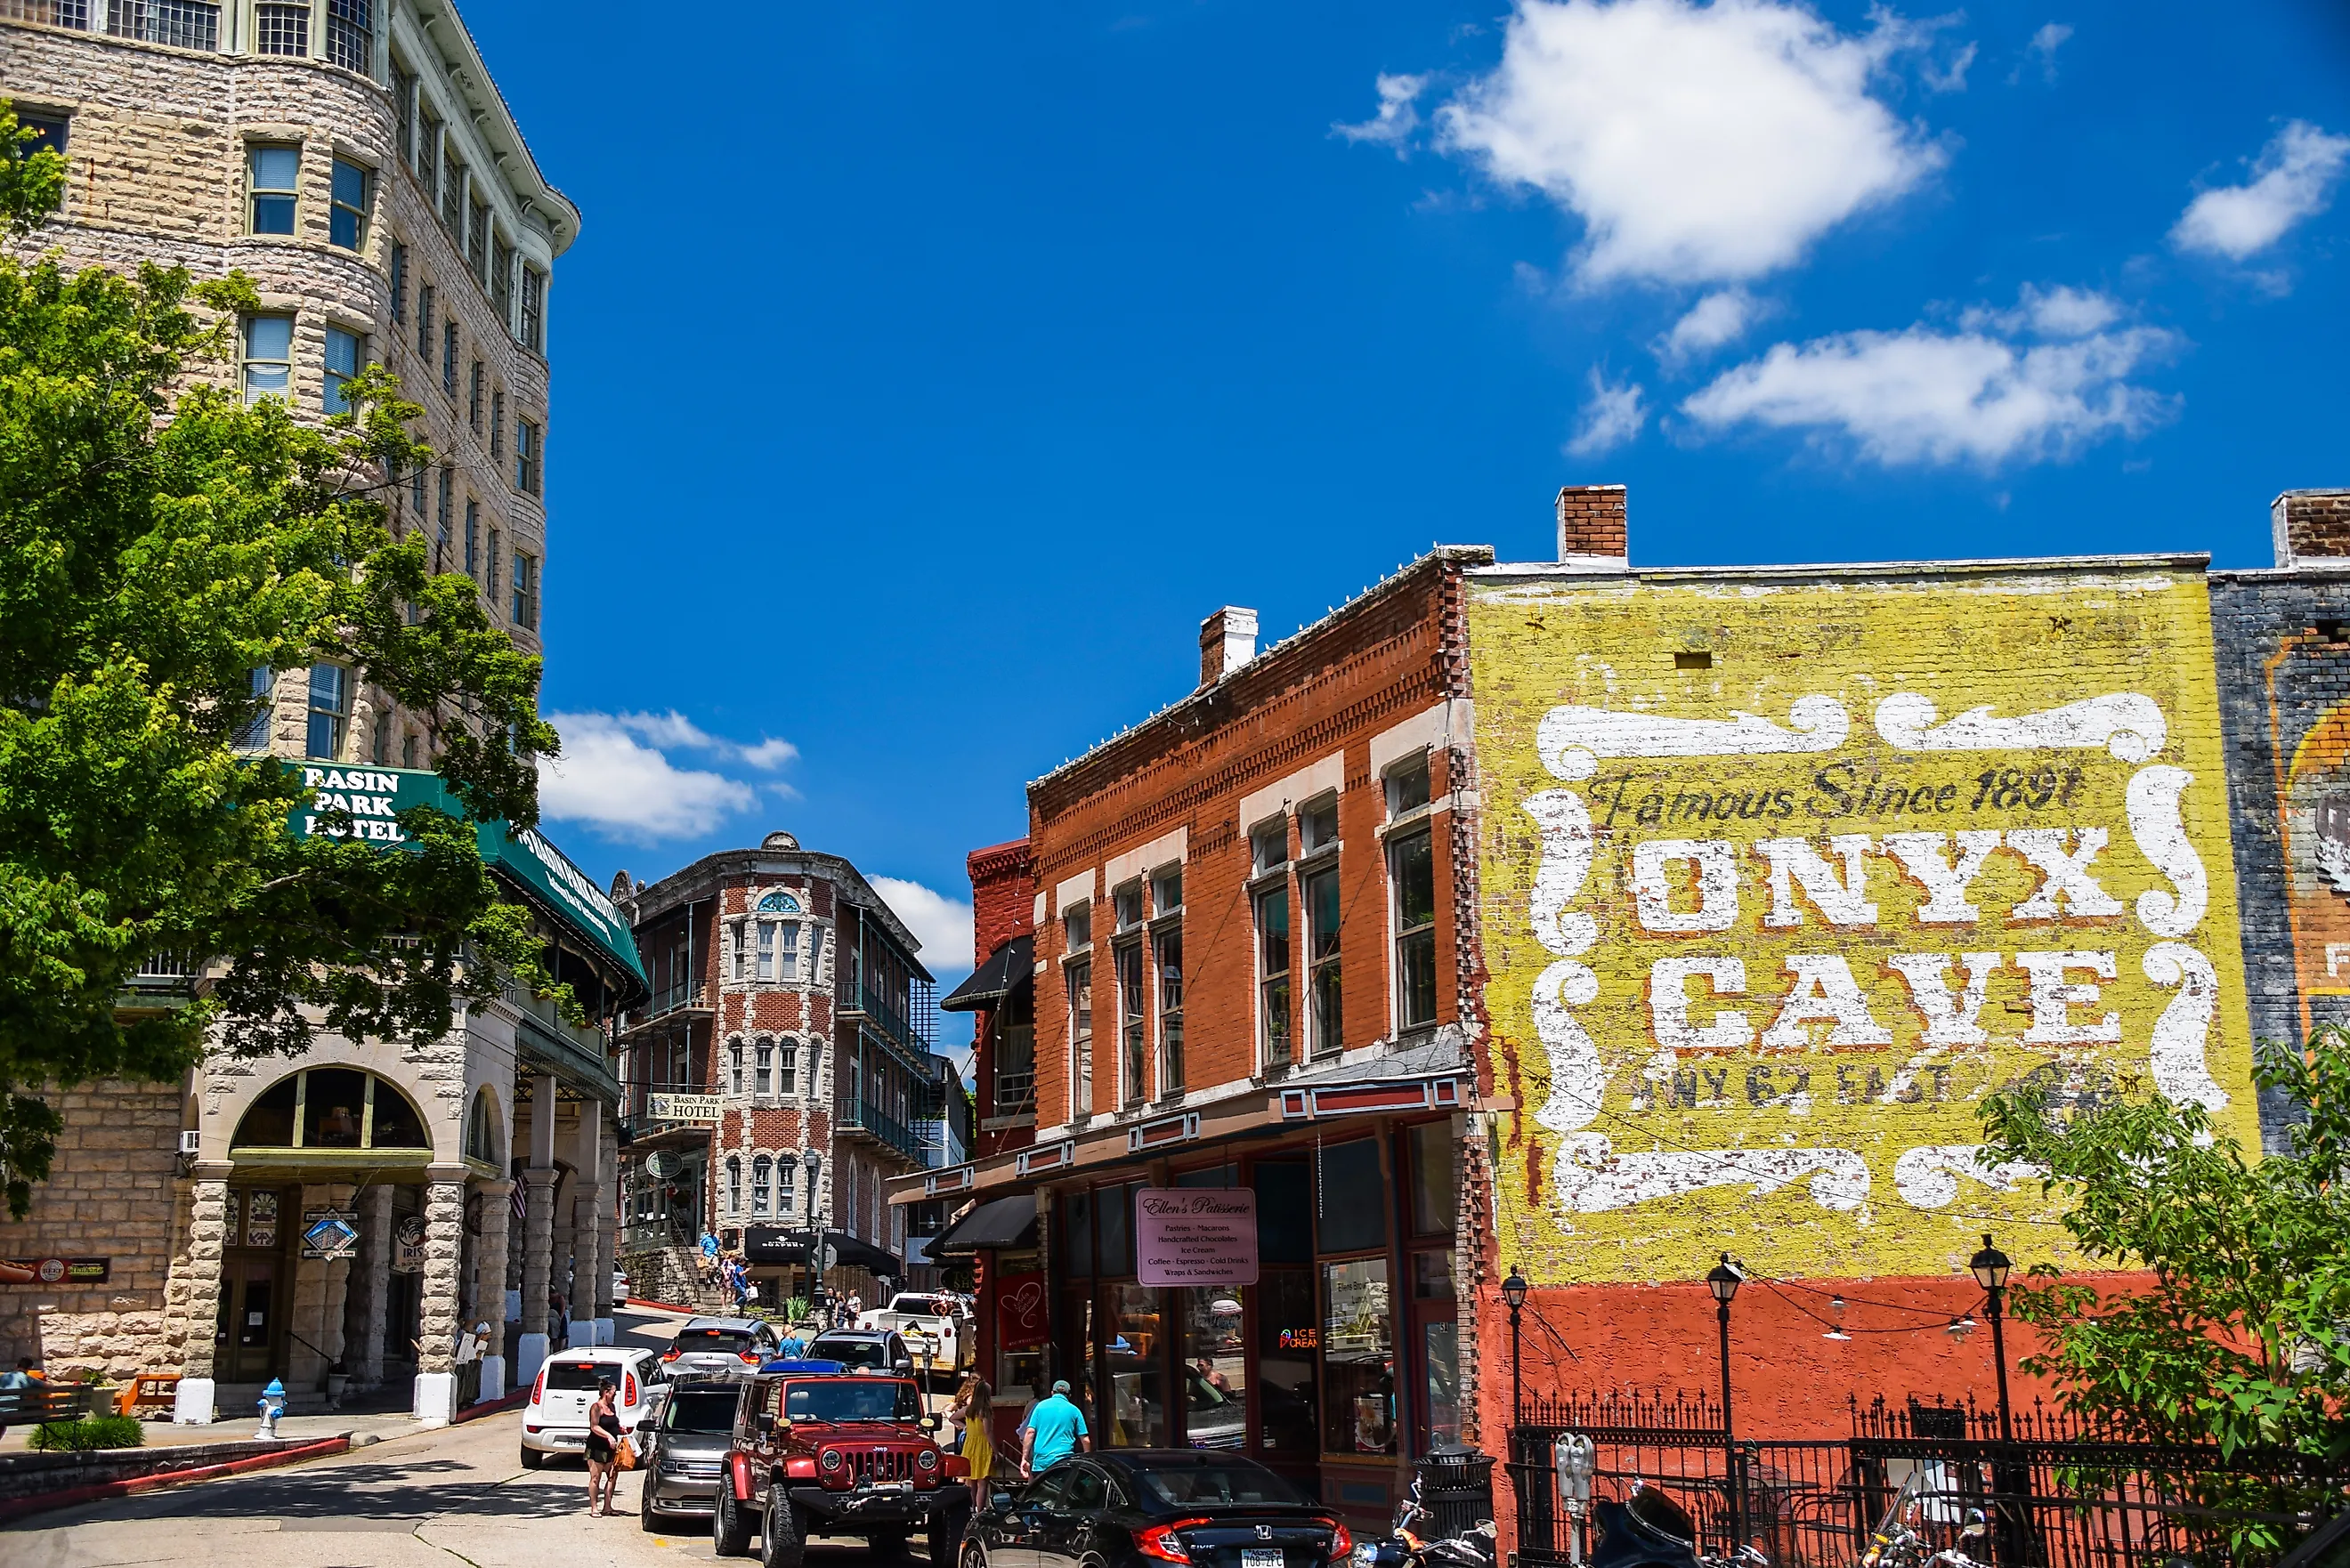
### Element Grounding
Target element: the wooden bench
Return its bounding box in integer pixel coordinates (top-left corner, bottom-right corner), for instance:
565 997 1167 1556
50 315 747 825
114 1373 180 1418
0 1382 96 1424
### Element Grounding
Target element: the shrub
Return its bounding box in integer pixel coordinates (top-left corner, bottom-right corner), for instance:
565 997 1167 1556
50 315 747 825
28 1415 145 1451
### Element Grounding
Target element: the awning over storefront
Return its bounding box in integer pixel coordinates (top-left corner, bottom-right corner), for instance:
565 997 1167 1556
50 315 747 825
743 1227 904 1277
927 1194 1037 1255
939 934 1032 1013
283 763 648 997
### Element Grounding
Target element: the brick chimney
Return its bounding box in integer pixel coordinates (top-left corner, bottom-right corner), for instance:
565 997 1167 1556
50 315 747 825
1199 607 1258 687
1557 484 1628 561
2273 489 2350 566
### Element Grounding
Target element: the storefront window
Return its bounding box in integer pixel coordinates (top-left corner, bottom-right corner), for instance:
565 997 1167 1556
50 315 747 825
1104 1281 1165 1447
1422 1320 1462 1450
1408 1122 1455 1238
1256 1160 1311 1265
1256 1270 1318 1455
1322 1257 1395 1456
1065 1189 1095 1278
1098 1184 1135 1277
1317 1139 1386 1255
1181 1286 1247 1449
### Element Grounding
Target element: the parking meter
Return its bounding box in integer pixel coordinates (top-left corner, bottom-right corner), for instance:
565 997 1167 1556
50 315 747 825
1553 1434 1597 1566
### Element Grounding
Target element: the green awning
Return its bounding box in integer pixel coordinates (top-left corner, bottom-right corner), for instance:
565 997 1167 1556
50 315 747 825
284 763 647 994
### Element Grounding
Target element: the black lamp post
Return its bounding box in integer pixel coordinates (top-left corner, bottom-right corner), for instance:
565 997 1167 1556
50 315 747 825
1503 1265 1530 1427
1970 1233 2022 1566
1706 1254 1745 1550
804 1150 824 1318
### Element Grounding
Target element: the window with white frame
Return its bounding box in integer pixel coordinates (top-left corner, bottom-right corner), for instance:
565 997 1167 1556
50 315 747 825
756 920 775 980
1115 936 1146 1107
240 314 292 402
730 923 746 981
777 923 800 980
247 142 297 233
729 1039 744 1095
328 156 369 249
1256 881 1292 1069
1114 880 1143 933
1251 818 1289 874
1389 826 1438 1032
1301 794 1340 856
1305 860 1341 1056
1064 901 1090 953
776 1159 796 1212
755 1039 774 1095
305 664 347 760
776 1040 798 1096
725 1155 741 1216
752 1156 772 1216
1386 753 1432 818
1155 920 1184 1095
1066 958 1092 1120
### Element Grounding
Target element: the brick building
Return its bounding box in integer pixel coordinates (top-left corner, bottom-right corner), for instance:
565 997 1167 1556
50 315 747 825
912 483 2348 1529
0 0 626 1432
612 833 961 1313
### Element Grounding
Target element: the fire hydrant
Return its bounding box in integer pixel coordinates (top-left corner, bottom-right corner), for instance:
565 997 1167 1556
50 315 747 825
255 1378 287 1439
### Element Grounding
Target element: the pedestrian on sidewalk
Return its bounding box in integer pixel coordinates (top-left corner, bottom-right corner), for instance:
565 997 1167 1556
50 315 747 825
950 1377 996 1508
699 1230 719 1286
584 1378 624 1517
1017 1379 1090 1480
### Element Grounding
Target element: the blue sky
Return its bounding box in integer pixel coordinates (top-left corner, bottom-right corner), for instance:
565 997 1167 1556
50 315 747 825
462 0 2350 1022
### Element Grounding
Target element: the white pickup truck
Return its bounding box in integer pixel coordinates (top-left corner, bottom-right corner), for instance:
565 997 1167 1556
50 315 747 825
856 1292 973 1378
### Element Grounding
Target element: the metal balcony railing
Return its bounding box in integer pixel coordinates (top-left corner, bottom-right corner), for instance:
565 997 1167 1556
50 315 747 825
624 978 708 1032
842 1096 923 1165
844 982 930 1055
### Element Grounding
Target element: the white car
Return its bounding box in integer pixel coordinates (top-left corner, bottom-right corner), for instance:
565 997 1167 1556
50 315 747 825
856 1292 974 1377
520 1346 663 1467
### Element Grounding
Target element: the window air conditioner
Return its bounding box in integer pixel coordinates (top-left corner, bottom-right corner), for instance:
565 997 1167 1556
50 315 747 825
178 1130 201 1155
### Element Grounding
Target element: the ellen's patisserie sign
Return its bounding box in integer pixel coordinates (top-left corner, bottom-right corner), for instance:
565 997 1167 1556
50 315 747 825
1134 1189 1258 1286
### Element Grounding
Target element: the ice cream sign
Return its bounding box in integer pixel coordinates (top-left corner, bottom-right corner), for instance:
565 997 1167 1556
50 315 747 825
1465 566 2262 1282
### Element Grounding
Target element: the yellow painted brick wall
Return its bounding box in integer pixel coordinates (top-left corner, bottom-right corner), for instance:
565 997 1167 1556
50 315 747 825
1466 563 2258 1284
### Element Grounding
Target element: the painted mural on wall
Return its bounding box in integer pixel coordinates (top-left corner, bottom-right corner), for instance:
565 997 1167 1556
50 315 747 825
2272 634 2350 1040
1466 567 2261 1283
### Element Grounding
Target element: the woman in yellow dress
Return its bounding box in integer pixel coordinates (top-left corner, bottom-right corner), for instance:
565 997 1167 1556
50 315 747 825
952 1377 995 1507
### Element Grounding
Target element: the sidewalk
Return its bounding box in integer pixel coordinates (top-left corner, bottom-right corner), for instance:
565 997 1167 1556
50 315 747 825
0 1406 425 1453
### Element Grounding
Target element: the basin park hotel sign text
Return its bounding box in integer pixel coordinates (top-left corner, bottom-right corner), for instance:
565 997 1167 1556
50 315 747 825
912 485 2350 1532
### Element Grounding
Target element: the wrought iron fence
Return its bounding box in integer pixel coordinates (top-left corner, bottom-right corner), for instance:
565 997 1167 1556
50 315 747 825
1508 1392 2350 1568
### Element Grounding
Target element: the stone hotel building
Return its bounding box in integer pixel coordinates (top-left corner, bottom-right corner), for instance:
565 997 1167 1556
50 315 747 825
0 0 634 1428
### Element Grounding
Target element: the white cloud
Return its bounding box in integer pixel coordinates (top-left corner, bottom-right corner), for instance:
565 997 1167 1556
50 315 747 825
2014 22 2071 84
1334 73 1429 149
1566 368 1649 456
1681 287 2176 466
1656 288 1762 364
869 877 976 977
597 709 798 772
2172 121 2350 263
1432 0 1947 287
538 711 760 844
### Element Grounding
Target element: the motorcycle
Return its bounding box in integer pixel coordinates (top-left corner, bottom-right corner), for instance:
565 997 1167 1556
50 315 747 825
1352 1473 1499 1568
1584 1482 1770 1568
1857 1467 1989 1568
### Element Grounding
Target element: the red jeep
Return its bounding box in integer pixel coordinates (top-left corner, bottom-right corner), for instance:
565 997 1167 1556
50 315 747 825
715 1370 971 1568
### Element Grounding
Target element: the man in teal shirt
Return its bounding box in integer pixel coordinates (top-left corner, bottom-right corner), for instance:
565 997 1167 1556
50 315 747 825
1018 1380 1090 1478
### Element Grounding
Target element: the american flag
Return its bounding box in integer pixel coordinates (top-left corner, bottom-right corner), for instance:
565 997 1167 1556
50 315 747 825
512 1184 527 1222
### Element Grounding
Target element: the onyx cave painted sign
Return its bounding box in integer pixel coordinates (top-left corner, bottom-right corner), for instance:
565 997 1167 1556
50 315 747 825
1134 1189 1259 1287
286 764 646 989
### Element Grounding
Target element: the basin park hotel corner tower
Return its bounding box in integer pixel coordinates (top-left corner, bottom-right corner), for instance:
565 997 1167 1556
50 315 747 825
0 1 641 1427
911 485 2350 1532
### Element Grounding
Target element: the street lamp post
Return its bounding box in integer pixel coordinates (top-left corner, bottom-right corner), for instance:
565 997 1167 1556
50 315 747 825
1706 1254 1745 1552
804 1150 824 1322
1970 1234 2022 1567
1503 1265 1530 1428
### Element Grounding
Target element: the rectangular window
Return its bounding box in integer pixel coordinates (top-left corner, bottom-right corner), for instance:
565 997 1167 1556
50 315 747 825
441 155 464 234
511 552 537 629
1114 881 1143 933
247 143 298 235
755 1040 773 1095
1152 866 1183 915
322 326 360 414
729 1040 744 1093
492 238 515 325
401 731 417 768
1251 820 1288 874
1320 1257 1396 1457
370 708 391 766
1064 903 1090 952
324 0 369 73
442 322 458 395
467 360 483 429
776 1160 796 1209
1067 958 1092 1120
1387 755 1431 817
109 2 221 51
467 200 490 279
305 664 347 760
1301 795 1340 856
726 1158 741 1216
434 468 452 570
1115 939 1146 1106
777 922 799 980
1305 863 1341 1056
388 242 408 325
240 314 292 402
328 157 368 249
16 111 69 157
777 1043 797 1096
1256 885 1292 1069
485 529 500 600
514 419 540 494
756 920 775 981
1390 828 1438 1031
751 1158 770 1216
417 108 441 190
490 389 504 457
1155 925 1183 1095
236 667 275 752
254 3 308 57
519 266 544 352
462 501 478 578
1408 1122 1455 1239
392 64 416 162
416 281 434 355
1317 1137 1387 1253
409 459 425 513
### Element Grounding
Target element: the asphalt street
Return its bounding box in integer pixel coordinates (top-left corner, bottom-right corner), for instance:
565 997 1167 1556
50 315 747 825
6 1400 910 1568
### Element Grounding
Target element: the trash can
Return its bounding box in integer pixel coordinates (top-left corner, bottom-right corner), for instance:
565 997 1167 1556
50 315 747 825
1415 1449 1497 1540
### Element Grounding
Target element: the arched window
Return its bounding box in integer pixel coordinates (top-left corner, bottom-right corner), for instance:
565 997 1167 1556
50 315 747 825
231 1069 433 1154
752 1156 772 1216
803 1039 821 1097
726 1156 742 1217
463 1087 499 1165
729 1039 744 1096
755 1038 774 1095
776 1039 797 1096
776 1156 797 1213
758 891 801 914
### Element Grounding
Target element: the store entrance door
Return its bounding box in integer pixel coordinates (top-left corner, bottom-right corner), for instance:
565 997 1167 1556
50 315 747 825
220 1258 283 1383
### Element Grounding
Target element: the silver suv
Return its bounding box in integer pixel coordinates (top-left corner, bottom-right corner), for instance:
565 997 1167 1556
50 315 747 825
639 1378 739 1531
660 1316 782 1379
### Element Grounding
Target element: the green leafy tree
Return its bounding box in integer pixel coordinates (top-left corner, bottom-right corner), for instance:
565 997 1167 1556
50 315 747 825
1979 1027 2350 1559
0 105 563 1216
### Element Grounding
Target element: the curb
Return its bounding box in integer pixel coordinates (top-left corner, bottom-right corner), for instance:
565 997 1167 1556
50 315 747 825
0 1434 351 1525
625 1297 696 1314
452 1388 528 1425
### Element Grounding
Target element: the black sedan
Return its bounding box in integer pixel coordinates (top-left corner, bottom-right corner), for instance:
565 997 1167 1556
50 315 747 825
960 1451 1350 1568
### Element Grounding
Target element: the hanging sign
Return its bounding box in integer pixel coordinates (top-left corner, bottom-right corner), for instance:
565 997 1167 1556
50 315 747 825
393 1214 427 1274
301 1210 361 1260
1134 1189 1259 1287
647 1094 722 1124
992 1270 1049 1350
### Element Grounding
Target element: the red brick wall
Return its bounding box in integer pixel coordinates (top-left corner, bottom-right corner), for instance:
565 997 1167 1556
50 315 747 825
968 839 1034 963
2276 489 2350 562
1555 484 1628 558
1025 556 1475 1124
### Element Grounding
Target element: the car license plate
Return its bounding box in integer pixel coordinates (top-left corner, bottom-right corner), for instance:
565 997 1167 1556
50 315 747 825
1244 1549 1285 1568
